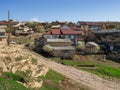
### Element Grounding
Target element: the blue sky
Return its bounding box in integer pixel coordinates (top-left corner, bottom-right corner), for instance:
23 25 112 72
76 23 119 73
0 0 120 22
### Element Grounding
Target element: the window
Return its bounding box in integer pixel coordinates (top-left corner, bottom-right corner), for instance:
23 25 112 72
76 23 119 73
0 32 5 36
70 35 74 39
62 50 70 53
46 36 49 38
65 35 69 39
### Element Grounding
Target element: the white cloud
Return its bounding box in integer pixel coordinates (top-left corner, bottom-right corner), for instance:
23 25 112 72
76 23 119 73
30 17 39 22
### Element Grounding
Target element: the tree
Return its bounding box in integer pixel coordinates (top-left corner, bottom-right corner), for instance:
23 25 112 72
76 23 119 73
44 22 51 30
106 24 115 29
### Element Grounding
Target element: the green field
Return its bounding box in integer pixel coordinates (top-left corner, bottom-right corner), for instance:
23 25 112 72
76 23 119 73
51 57 120 79
83 65 120 79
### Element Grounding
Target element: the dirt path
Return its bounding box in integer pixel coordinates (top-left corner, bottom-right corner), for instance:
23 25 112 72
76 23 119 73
20 46 120 90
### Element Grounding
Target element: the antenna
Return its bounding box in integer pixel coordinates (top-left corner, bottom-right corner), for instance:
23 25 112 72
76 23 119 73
7 10 10 46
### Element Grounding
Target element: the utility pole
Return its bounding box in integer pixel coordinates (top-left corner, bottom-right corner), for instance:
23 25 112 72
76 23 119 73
7 10 10 45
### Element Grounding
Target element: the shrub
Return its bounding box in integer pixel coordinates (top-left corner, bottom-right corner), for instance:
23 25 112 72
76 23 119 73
76 41 85 50
15 71 30 82
43 44 53 53
74 55 80 61
95 46 100 53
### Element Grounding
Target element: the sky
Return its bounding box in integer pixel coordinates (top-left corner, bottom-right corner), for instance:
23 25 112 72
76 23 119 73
0 0 120 22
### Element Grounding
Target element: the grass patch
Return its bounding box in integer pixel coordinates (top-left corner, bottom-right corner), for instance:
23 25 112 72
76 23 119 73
51 57 120 79
40 70 64 83
15 70 31 82
3 72 22 81
31 57 37 64
0 76 28 90
39 70 64 90
40 81 59 90
60 60 79 66
51 57 95 67
83 65 120 79
15 56 23 61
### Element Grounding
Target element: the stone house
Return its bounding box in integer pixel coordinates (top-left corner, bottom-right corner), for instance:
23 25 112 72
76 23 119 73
44 39 75 59
0 29 7 42
78 22 102 32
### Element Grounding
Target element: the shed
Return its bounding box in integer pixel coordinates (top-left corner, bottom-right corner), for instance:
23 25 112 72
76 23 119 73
85 42 100 53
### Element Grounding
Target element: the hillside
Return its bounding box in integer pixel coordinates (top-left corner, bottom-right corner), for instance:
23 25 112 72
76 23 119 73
0 42 84 90
0 42 48 89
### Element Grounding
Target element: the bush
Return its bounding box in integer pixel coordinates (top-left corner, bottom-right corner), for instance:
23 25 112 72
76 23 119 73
95 46 101 53
43 45 53 53
76 41 85 50
74 55 80 61
15 71 30 82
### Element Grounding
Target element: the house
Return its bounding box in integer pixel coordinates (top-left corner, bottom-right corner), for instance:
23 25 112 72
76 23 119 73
93 30 120 53
13 23 33 36
78 22 102 31
0 29 7 42
69 25 81 31
85 42 100 54
43 25 82 45
0 21 8 29
0 21 18 29
44 39 75 59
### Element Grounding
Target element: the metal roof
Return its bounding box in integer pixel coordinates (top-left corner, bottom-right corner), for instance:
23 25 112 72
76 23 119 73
87 42 99 47
47 39 71 43
60 25 71 30
94 30 120 33
52 46 75 50
51 25 61 28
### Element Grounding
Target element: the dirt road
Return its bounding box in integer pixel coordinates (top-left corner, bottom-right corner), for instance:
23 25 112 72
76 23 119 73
22 47 120 90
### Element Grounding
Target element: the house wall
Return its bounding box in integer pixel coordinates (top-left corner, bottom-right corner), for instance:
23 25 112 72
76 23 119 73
44 35 60 39
52 49 75 58
2 37 7 42
63 35 78 45
89 25 101 31
44 34 79 45
46 42 72 46
44 35 52 39
0 26 7 29
85 43 99 53
63 35 75 39
81 25 101 31
81 25 89 31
